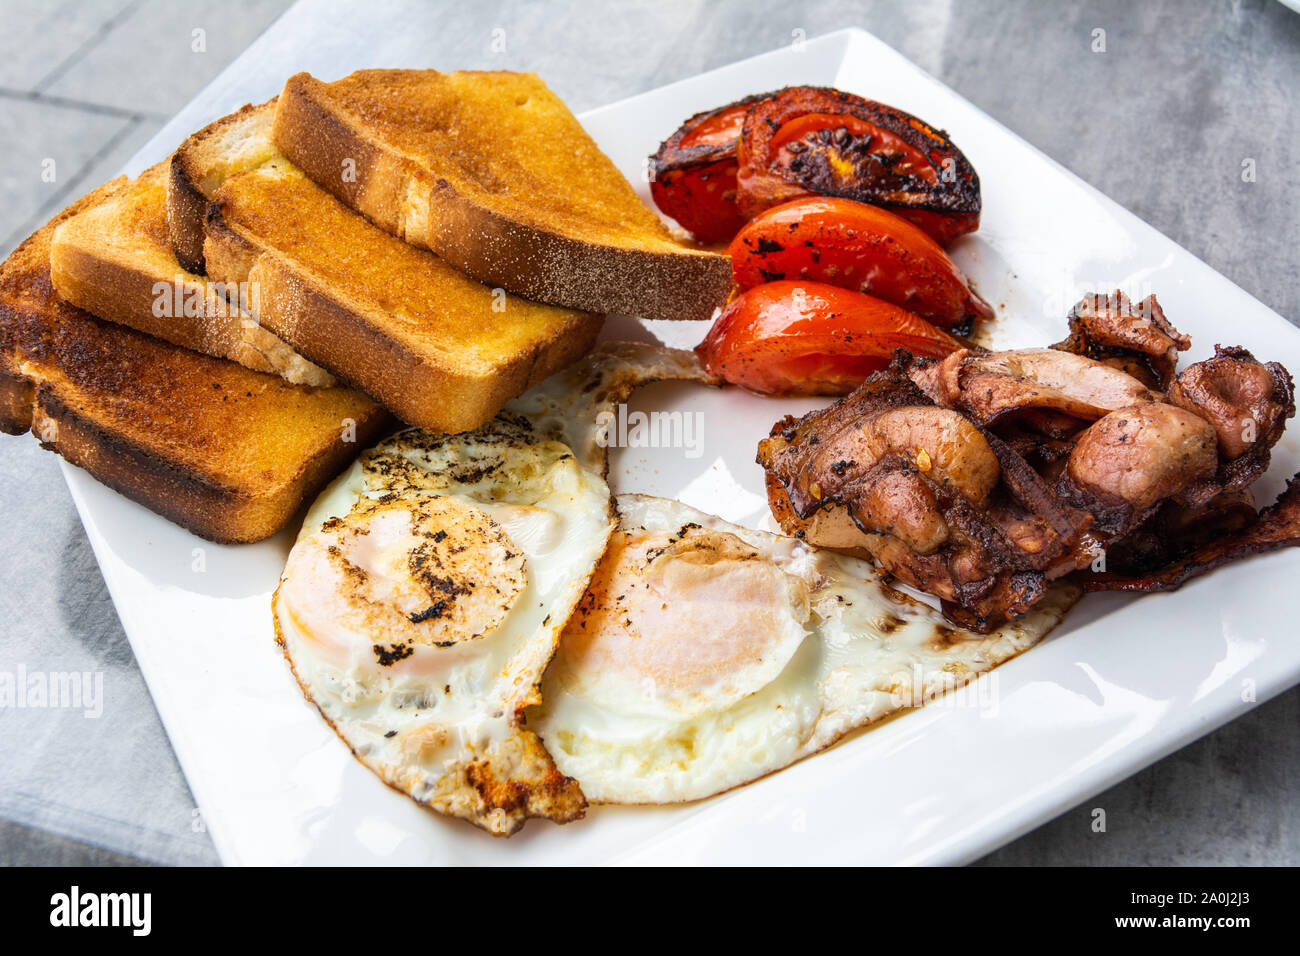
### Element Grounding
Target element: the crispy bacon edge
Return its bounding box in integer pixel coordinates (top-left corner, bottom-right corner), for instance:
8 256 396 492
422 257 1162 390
1078 472 1300 592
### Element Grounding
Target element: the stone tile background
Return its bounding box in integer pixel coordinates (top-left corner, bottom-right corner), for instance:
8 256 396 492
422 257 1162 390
0 0 290 258
0 0 1297 866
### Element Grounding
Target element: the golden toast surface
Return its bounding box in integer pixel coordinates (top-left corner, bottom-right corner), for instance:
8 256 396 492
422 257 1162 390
212 162 599 367
51 161 333 386
1 183 388 541
204 161 603 431
294 70 675 250
272 70 732 321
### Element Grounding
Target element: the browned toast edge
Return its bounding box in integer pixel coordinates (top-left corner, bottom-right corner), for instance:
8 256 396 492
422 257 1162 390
203 195 603 434
2 187 392 543
33 387 302 543
10 329 391 543
167 150 212 274
12 336 391 543
1 371 34 435
167 100 277 274
50 165 336 388
272 73 732 322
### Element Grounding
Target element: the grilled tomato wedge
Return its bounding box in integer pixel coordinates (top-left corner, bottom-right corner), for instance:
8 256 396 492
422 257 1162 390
649 92 774 243
728 197 993 330
695 280 964 396
735 87 981 244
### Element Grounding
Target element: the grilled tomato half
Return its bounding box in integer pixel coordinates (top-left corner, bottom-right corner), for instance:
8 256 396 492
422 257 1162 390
695 279 964 396
735 87 981 244
649 92 774 243
728 197 993 330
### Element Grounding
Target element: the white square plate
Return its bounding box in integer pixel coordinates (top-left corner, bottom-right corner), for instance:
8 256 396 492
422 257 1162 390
60 27 1300 865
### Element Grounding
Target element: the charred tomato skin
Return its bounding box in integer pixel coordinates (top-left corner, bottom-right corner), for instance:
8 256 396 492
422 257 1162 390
650 161 747 244
728 197 993 329
649 92 776 243
695 279 964 396
736 87 982 244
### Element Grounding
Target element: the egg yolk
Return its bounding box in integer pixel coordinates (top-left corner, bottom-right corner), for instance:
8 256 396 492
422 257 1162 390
557 527 810 715
279 494 527 674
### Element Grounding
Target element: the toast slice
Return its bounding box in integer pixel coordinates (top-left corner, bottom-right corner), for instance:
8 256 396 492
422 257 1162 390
271 70 731 321
1 182 391 544
52 161 333 387
203 160 604 433
168 99 281 273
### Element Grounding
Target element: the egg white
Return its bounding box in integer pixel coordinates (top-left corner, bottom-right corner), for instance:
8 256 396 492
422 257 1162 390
530 494 1081 805
274 343 719 835
275 416 612 835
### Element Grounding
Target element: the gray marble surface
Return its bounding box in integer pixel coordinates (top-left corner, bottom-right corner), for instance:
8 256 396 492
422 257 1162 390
0 0 1297 866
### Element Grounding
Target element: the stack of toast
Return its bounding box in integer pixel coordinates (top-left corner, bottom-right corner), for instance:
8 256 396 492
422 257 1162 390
1 69 731 543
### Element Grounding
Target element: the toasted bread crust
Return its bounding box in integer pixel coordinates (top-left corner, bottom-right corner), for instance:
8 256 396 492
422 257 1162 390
272 72 731 321
204 207 487 428
53 162 333 387
203 164 603 433
2 189 392 543
168 100 279 273
205 206 600 432
421 177 734 322
33 388 311 543
167 147 212 274
249 257 597 434
0 371 33 435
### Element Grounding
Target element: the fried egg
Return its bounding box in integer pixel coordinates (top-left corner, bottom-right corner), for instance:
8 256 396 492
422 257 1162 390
274 342 719 835
530 494 1080 805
